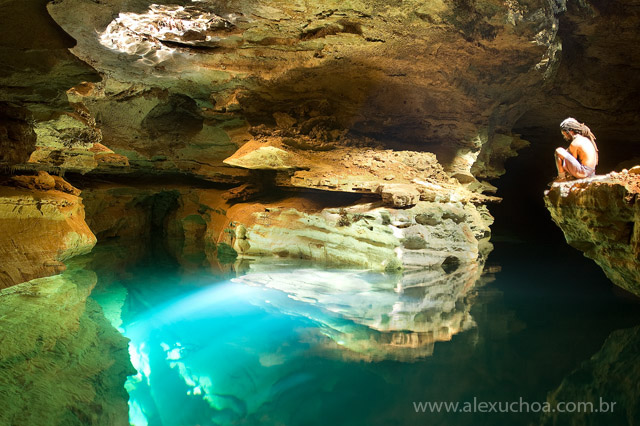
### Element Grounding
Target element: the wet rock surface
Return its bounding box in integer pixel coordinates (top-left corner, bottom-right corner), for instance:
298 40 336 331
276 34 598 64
544 169 640 296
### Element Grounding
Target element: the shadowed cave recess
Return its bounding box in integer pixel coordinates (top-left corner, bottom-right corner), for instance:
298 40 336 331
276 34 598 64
1 0 640 425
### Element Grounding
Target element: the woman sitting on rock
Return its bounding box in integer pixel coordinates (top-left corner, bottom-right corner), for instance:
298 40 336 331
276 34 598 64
555 117 599 181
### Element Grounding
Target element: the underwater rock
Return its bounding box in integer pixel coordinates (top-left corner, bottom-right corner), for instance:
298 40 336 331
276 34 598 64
0 184 96 289
0 268 134 426
544 171 640 296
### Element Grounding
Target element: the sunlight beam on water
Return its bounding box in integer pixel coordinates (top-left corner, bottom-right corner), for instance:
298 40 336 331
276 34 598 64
113 263 484 425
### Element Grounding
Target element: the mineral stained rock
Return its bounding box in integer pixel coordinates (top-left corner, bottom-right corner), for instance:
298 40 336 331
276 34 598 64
0 267 134 426
224 140 500 202
26 111 129 174
544 170 640 296
79 180 492 271
0 183 97 288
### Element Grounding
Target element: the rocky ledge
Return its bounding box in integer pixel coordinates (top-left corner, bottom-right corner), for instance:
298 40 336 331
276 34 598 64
0 173 97 289
544 167 640 297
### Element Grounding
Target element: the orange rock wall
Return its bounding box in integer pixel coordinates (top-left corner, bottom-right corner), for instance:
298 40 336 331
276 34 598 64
0 186 96 289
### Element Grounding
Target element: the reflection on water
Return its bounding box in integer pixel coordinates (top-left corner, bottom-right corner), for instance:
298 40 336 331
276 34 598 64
0 266 134 426
106 257 491 425
542 325 640 426
233 261 488 361
2 240 640 426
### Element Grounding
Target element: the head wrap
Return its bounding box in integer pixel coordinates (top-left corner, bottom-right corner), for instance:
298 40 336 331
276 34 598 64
560 117 596 143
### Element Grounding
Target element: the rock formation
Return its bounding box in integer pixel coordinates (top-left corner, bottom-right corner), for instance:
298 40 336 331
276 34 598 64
0 2 639 425
77 181 492 272
0 0 637 288
0 174 96 289
544 168 640 296
43 0 560 181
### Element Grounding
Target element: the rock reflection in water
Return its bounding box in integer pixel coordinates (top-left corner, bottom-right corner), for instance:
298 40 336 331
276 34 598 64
115 260 491 425
541 325 640 426
234 261 485 361
0 267 134 426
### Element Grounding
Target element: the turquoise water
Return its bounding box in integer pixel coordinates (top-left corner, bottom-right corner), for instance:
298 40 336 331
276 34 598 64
83 240 640 426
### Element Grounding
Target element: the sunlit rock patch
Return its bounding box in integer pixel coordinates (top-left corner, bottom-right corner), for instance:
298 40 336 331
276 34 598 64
99 4 241 64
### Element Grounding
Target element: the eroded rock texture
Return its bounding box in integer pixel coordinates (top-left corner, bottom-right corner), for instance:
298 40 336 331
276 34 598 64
0 0 100 169
544 169 640 296
1 0 639 288
79 182 492 271
39 0 563 181
0 179 96 288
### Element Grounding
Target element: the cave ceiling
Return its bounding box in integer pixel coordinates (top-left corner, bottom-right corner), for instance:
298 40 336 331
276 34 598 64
0 0 639 181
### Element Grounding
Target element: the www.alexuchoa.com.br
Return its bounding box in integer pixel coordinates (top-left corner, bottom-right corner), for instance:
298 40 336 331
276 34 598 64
413 397 616 414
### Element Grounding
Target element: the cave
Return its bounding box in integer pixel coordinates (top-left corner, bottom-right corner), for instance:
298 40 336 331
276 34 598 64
1 1 640 425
